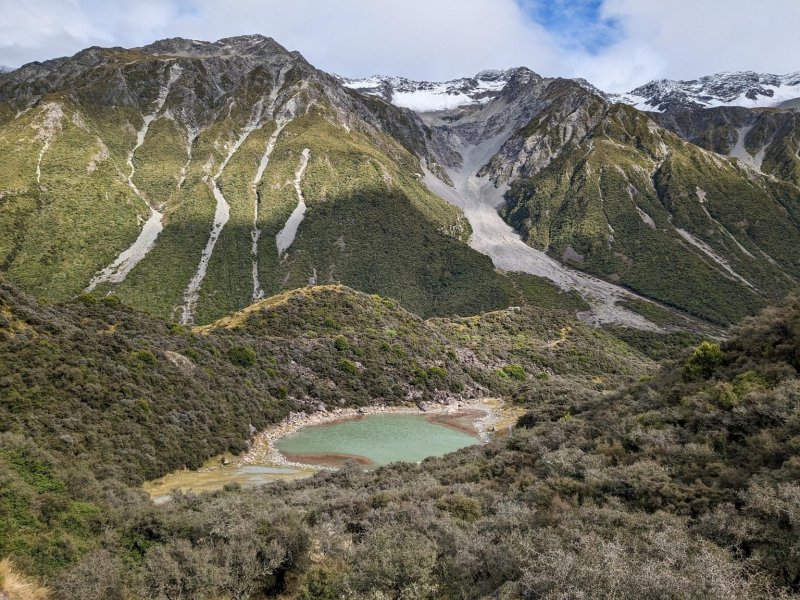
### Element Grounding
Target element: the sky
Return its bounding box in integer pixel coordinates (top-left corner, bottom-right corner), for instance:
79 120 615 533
0 0 798 92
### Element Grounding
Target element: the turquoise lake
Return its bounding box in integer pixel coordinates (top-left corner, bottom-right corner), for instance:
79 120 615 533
275 413 481 467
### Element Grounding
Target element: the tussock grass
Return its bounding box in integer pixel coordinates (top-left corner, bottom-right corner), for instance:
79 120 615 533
0 560 50 600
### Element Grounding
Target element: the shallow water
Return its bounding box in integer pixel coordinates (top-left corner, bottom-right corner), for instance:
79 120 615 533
275 413 480 467
143 461 313 503
144 411 485 501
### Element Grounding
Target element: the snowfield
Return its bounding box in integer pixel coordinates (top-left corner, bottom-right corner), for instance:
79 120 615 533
341 70 512 112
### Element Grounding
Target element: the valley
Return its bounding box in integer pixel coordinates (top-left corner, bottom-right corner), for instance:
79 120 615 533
1 30 800 600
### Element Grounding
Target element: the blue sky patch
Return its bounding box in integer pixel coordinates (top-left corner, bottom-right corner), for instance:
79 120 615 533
518 0 621 54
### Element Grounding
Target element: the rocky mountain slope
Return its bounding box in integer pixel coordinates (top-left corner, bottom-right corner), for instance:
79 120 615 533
652 105 800 188
492 96 800 324
1 35 564 325
340 65 800 326
1 36 798 331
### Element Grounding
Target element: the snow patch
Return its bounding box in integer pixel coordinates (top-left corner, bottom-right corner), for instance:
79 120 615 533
342 70 513 112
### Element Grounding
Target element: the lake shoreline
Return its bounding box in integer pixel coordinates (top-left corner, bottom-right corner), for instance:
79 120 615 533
242 399 502 470
144 398 512 501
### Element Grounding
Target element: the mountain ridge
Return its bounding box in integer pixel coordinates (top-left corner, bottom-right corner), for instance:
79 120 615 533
1 35 798 331
342 68 800 114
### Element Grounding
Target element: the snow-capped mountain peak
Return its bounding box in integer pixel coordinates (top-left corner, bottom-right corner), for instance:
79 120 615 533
340 68 524 112
612 71 800 112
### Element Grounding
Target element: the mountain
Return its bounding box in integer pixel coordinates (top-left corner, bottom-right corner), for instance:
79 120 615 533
0 36 580 325
494 97 800 325
340 69 520 111
611 71 800 112
343 69 800 114
331 64 800 326
651 105 800 187
341 68 606 112
1 36 799 332
5 34 800 599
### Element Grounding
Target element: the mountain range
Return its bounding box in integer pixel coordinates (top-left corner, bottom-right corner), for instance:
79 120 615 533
344 68 800 112
1 35 799 330
3 33 800 599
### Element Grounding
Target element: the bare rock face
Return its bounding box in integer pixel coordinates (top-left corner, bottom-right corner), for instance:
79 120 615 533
164 351 196 374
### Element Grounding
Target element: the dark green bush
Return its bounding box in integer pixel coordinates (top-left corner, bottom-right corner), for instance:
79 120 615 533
502 364 526 381
333 335 350 351
133 350 157 365
340 359 358 375
227 346 257 367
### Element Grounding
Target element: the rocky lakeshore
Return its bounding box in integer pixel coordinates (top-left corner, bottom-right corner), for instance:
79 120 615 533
143 398 513 501
241 398 504 470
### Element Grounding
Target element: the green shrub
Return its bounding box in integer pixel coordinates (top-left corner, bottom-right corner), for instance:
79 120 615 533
501 364 526 381
340 359 358 375
333 335 350 351
227 345 257 367
296 561 350 600
436 494 482 522
428 367 448 379
133 350 157 366
710 382 739 410
683 341 724 380
102 295 122 307
733 370 766 394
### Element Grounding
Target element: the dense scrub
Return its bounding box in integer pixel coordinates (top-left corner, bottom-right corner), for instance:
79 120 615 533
0 278 653 588
49 294 797 599
8 280 800 597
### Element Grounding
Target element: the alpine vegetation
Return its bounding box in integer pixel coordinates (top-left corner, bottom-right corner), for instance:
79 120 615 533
1 29 800 600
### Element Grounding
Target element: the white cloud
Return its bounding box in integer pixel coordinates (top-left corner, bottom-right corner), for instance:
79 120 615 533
0 0 797 92
592 0 800 90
